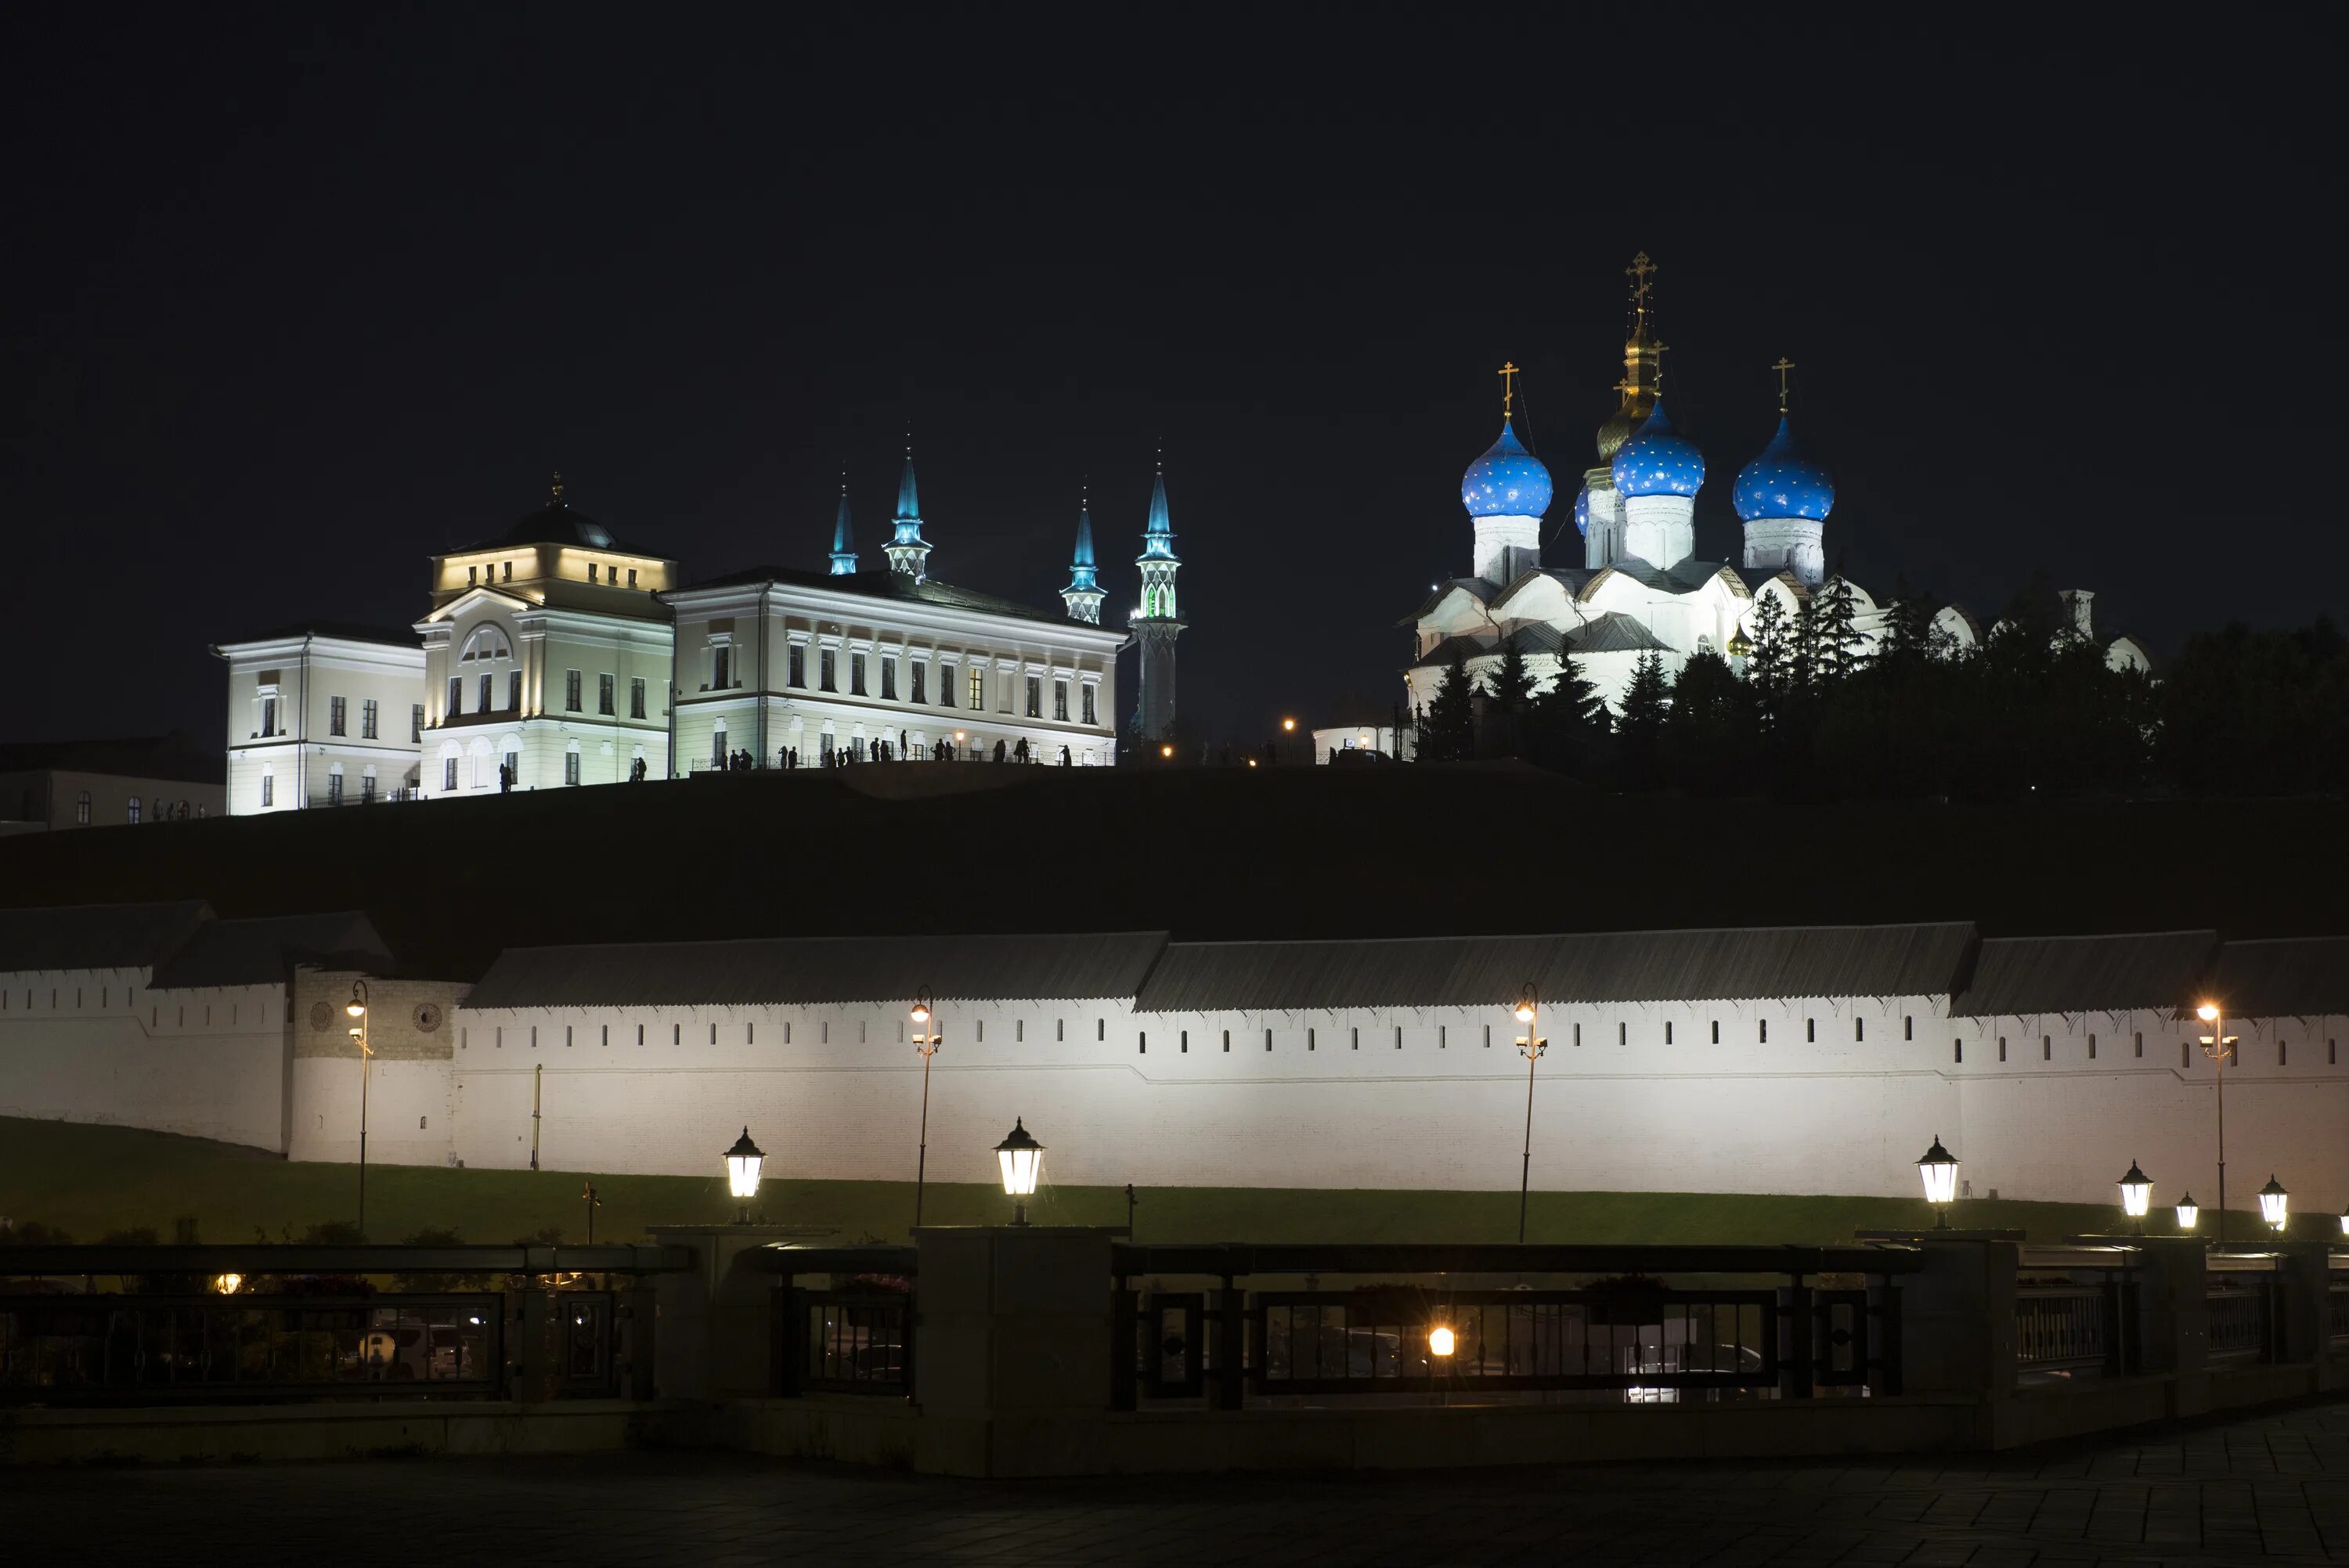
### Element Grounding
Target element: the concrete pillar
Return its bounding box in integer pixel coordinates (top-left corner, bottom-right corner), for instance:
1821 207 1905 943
1897 1240 2017 1444
2275 1242 2336 1384
913 1226 1113 1477
648 1224 814 1400
2131 1238 2209 1418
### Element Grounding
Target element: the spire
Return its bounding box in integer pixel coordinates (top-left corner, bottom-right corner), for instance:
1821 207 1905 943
1060 484 1103 624
1130 451 1185 744
828 472 857 575
884 434 933 580
1597 252 1664 462
550 471 566 506
1773 357 1795 415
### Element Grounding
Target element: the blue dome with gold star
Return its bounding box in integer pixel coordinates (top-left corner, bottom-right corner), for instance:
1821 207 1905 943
1610 402 1705 498
1733 416 1834 521
1571 482 1590 537
1461 420 1554 518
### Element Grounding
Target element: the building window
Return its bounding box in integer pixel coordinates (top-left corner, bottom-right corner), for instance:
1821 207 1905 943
1759 1019 1767 1043
1954 1040 1964 1063
1097 1018 1105 1041
1998 1036 2008 1062
361 698 379 739
712 730 727 768
788 644 806 687
502 749 518 784
1081 685 1097 726
1710 1020 1719 1044
940 665 958 706
468 565 478 585
2279 1040 2287 1066
1806 1018 1816 1042
1025 676 1042 718
1903 1015 1913 1040
2134 1032 2144 1058
598 673 615 715
411 704 424 742
2041 1035 2051 1060
968 666 984 709
713 645 732 689
442 758 457 791
1855 1018 1864 1042
502 561 512 582
327 770 344 805
1664 1022 1673 1044
447 676 462 716
851 652 867 695
258 773 273 807
565 670 583 711
75 789 92 824
261 695 279 735
1054 679 1069 722
881 658 896 700
565 750 581 786
2088 1033 2097 1058
361 770 377 802
1138 1033 1146 1054
630 676 647 719
127 795 142 824
820 649 837 691
507 672 521 712
588 563 599 583
478 673 493 713
627 568 637 588
910 662 926 704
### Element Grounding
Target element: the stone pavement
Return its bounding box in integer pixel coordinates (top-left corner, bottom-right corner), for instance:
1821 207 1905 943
16 1399 2349 1566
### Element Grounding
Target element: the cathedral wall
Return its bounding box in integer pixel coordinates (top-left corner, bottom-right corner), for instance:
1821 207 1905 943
0 971 290 1151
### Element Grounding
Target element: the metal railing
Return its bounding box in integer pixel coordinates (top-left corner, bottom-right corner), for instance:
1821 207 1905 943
0 1294 503 1403
2207 1280 2275 1363
2015 1284 2120 1379
776 1289 911 1397
2329 1278 2349 1346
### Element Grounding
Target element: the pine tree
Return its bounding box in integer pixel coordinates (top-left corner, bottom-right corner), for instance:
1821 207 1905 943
1746 591 1791 712
1487 640 1535 712
1415 654 1477 763
1523 648 1608 775
1615 651 1670 788
1813 574 1864 683
1881 572 1932 661
1790 594 1819 692
1662 649 1755 794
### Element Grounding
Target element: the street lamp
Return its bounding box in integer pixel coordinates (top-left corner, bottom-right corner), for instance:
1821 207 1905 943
2338 1204 2348 1238
994 1118 1044 1226
2175 1192 2200 1231
1160 744 1174 759
345 981 371 1238
1512 983 1546 1245
910 998 943 1228
1917 1135 1960 1227
1281 717 1297 733
723 1126 765 1223
2257 1174 2288 1233
2118 1159 2152 1233
1427 1323 1456 1358
2196 1000 2237 1245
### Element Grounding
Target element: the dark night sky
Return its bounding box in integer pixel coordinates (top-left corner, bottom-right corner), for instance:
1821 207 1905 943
7 6 2339 746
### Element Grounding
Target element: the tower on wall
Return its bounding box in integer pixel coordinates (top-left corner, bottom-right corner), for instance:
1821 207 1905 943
1129 460 1183 744
828 474 858 575
1582 251 1664 569
885 440 933 580
1061 493 1105 625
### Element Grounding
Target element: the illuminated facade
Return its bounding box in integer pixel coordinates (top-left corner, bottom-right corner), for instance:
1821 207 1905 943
1405 255 2154 733
1130 464 1183 742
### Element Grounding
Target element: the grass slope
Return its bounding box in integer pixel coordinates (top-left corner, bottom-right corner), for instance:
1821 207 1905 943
0 1116 2151 1247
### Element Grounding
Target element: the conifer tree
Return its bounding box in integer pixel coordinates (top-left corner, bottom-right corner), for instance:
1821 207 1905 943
1415 653 1477 762
1487 639 1535 712
1746 591 1791 712
1813 573 1864 683
1615 651 1670 788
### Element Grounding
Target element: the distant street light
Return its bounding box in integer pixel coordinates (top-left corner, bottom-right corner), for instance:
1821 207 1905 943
1427 1324 1456 1358
2196 1001 2238 1244
2118 1159 2152 1232
2175 1191 2200 1231
2257 1174 2289 1232
2338 1204 2348 1237
1160 744 1174 759
724 1126 765 1223
212 1272 244 1296
346 981 372 1238
1281 717 1296 733
1917 1136 1960 1227
994 1118 1044 1227
911 999 943 1228
1512 983 1546 1245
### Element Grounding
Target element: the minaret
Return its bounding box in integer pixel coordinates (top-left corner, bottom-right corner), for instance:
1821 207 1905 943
1586 251 1663 569
828 473 858 575
1061 489 1104 624
885 437 933 579
1130 456 1184 744
1460 361 1553 584
1734 359 1833 587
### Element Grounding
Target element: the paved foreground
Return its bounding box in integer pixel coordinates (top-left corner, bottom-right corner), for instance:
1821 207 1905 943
18 1400 2349 1566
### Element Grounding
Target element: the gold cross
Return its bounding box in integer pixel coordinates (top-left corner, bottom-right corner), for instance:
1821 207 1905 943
1627 251 1656 314
550 471 565 503
1499 361 1519 419
1772 357 1795 413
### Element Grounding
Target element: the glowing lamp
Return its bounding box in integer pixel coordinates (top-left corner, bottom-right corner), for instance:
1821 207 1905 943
1513 997 1535 1026
1282 718 1296 733
2195 1003 2219 1022
2118 1159 2152 1222
1427 1324 1456 1358
994 1117 1044 1226
2339 1205 2348 1237
1917 1135 1960 1222
723 1126 765 1218
2257 1174 2288 1231
1160 744 1174 759
2175 1192 2199 1231
345 988 366 1019
213 1272 244 1296
910 1002 931 1026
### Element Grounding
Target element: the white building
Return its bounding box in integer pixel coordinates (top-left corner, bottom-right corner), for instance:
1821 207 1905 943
1406 255 2155 727
5 909 2342 1218
213 456 1152 812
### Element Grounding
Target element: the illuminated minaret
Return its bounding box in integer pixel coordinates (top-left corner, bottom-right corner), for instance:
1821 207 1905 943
1061 489 1104 625
1129 456 1183 744
828 473 857 575
885 437 933 580
1582 251 1665 569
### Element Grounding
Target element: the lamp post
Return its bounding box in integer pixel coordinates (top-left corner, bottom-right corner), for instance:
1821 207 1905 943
2257 1174 2288 1234
1917 1135 1960 1228
1512 983 1546 1245
994 1118 1044 1226
723 1126 764 1224
2118 1159 2152 1235
2196 1001 2237 1245
2176 1191 2200 1232
910 999 942 1228
345 982 371 1238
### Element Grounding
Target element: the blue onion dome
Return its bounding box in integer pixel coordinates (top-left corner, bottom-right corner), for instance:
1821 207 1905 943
1732 416 1835 521
1609 401 1705 498
1460 420 1554 518
1571 482 1591 537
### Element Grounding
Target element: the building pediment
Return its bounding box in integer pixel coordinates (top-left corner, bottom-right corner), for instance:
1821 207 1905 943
417 585 534 628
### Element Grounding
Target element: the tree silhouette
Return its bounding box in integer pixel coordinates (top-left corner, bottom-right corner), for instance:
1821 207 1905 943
1615 651 1670 789
1415 654 1477 763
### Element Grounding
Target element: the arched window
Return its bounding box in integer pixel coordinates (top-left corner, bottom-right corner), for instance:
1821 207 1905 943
127 795 142 824
459 624 514 662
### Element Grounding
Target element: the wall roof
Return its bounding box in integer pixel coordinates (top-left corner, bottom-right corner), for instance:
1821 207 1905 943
2204 936 2349 1018
149 912 393 989
1950 931 2217 1017
0 900 211 974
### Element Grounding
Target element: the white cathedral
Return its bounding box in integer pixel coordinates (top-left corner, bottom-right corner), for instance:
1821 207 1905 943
210 454 1187 815
1401 255 2152 734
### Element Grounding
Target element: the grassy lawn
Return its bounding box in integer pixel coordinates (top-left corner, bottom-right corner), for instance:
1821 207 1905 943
0 1116 2141 1248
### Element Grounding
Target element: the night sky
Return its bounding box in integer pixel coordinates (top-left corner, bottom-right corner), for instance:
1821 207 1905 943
9 7 2337 746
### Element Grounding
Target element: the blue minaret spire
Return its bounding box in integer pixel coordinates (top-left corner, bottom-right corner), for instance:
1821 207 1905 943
1130 448 1184 744
885 433 933 580
1061 484 1104 624
828 472 857 575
